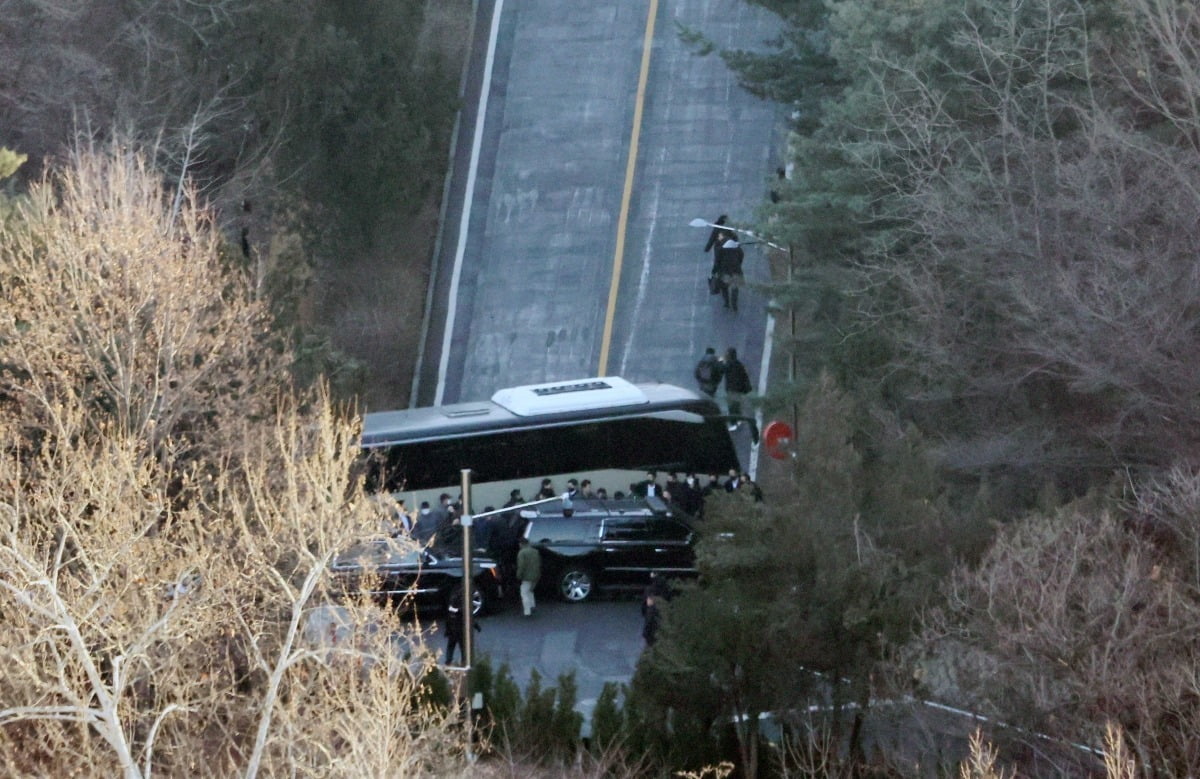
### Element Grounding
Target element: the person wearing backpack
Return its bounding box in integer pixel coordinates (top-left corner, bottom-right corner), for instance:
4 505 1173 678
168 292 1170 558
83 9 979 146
694 347 723 397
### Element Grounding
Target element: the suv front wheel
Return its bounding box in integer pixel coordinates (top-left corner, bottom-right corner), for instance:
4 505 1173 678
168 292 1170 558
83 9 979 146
557 567 595 603
448 584 488 616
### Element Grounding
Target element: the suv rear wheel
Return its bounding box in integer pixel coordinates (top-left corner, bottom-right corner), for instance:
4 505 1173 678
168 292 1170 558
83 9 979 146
558 567 595 603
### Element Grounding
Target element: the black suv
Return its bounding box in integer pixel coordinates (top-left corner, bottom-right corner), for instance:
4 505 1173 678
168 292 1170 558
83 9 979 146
330 539 501 615
520 496 697 603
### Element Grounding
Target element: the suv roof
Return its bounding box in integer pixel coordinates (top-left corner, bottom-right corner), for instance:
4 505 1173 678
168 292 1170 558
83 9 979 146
519 495 678 520
520 496 694 545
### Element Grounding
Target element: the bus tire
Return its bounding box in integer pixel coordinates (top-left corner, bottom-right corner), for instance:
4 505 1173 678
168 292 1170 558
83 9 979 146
557 567 595 603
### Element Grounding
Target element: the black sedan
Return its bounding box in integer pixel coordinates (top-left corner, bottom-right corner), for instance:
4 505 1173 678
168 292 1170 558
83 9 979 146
330 538 501 615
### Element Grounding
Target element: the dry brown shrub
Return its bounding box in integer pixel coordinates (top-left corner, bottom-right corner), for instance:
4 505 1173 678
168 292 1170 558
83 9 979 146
913 502 1200 774
0 144 287 469
0 146 469 777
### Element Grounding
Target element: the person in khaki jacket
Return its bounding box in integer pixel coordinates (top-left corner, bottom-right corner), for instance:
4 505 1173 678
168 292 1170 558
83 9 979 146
516 536 541 617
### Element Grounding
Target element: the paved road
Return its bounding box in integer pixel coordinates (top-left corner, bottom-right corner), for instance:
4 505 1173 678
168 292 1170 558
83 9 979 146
402 0 785 732
308 594 645 736
416 0 784 408
468 596 646 735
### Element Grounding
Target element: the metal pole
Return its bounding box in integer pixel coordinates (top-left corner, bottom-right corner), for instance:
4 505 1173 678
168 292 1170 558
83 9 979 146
688 218 786 252
459 468 474 669
789 243 799 436
459 468 475 762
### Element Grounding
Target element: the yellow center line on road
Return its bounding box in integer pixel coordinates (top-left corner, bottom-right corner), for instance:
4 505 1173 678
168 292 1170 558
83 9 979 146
597 0 658 377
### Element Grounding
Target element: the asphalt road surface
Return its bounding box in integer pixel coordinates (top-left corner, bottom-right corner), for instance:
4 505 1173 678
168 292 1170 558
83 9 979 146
307 593 645 737
402 0 786 735
466 595 646 736
416 0 784 410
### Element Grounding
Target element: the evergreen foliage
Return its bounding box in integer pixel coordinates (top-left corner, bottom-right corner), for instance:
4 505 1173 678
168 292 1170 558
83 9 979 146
588 681 624 754
633 375 987 773
711 0 1200 770
742 0 1200 478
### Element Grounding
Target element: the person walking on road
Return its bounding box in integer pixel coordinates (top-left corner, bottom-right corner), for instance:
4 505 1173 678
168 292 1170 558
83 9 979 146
704 217 732 303
714 234 746 311
516 536 541 617
641 571 670 646
641 595 661 646
703 214 730 256
722 348 753 429
694 346 723 398
443 602 479 666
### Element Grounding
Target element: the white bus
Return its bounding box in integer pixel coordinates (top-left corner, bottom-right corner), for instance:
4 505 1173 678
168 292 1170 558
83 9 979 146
361 377 742 510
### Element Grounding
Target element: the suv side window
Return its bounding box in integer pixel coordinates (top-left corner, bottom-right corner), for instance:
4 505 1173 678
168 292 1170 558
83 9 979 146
647 518 690 542
602 518 651 541
527 518 597 544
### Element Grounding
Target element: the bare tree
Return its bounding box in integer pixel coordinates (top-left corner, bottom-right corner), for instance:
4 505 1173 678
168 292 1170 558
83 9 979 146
0 145 470 775
911 501 1200 773
842 0 1200 469
0 393 468 776
0 143 287 468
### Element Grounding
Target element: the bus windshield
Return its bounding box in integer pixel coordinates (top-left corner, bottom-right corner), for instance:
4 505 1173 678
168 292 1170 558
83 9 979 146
361 377 740 509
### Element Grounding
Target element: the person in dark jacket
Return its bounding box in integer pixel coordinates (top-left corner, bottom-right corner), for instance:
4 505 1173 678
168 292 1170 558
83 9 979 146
641 595 662 646
722 348 753 427
535 478 556 500
704 217 732 301
412 501 438 544
443 602 480 666
713 235 745 311
678 473 704 517
503 488 524 509
634 471 662 498
642 571 671 604
693 346 723 397
703 214 731 255
664 472 682 504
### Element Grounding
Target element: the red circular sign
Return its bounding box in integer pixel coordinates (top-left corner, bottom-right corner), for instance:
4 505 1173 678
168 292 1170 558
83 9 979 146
762 421 793 460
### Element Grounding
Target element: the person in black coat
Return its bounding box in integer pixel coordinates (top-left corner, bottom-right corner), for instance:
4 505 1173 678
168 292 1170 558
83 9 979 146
722 348 753 426
535 478 556 500
703 214 731 256
641 572 671 646
713 235 745 311
693 346 723 397
678 473 704 517
642 595 662 646
443 603 480 665
634 471 662 498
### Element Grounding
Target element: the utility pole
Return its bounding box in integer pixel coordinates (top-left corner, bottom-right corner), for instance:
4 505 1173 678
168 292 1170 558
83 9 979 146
459 468 476 763
459 468 474 668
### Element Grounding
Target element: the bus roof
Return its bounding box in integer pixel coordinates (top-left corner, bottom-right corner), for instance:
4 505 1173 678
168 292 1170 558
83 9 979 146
491 376 645 416
362 378 709 448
